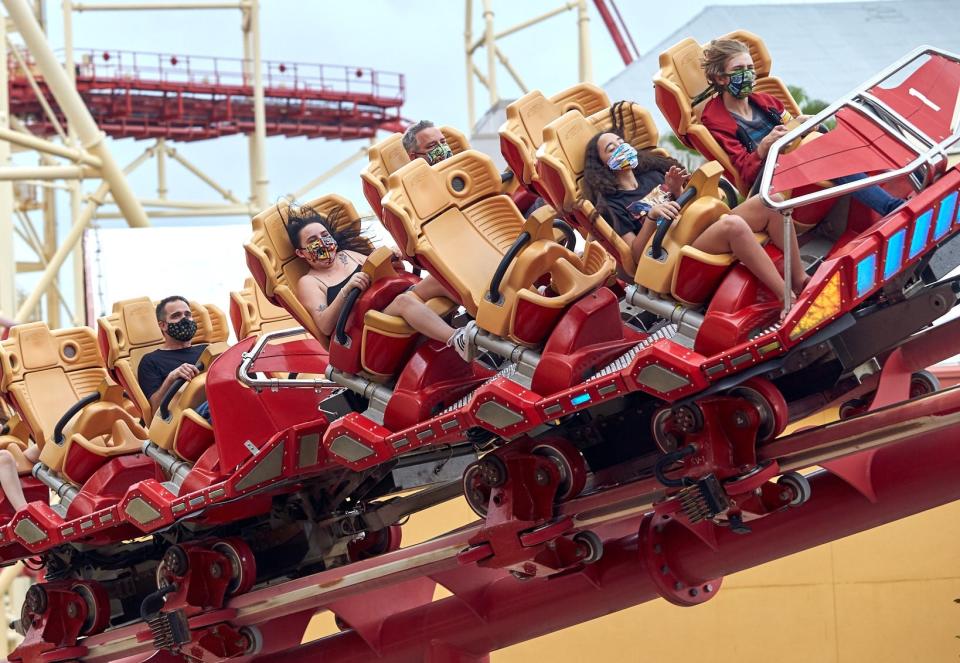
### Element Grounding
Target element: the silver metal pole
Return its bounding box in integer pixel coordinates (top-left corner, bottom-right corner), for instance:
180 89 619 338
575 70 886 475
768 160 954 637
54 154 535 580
782 209 794 320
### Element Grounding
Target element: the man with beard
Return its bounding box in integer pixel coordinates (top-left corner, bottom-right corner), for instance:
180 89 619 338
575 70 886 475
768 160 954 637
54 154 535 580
137 295 209 418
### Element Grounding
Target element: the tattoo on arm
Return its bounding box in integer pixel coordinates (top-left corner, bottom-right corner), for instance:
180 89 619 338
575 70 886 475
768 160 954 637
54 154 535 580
316 303 327 313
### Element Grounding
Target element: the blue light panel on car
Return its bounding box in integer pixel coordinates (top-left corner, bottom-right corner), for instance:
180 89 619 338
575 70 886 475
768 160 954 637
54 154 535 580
935 192 958 240
883 228 906 280
570 393 591 406
909 210 933 259
855 254 876 297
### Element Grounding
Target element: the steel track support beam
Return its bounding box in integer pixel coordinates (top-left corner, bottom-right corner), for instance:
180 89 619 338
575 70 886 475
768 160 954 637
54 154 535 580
0 15 14 320
254 429 960 662
2 0 148 228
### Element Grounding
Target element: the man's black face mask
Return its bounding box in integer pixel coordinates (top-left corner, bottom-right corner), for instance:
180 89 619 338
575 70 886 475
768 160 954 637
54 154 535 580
167 317 197 342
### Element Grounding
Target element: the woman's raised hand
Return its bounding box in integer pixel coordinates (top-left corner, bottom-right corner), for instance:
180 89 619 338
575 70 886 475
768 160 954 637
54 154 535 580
344 272 371 297
664 166 689 197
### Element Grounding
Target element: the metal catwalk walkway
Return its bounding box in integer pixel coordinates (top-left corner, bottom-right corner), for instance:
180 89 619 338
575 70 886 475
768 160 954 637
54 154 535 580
9 48 405 141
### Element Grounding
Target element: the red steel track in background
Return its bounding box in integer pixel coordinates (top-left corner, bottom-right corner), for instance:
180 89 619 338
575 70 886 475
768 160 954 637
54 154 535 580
9 49 405 141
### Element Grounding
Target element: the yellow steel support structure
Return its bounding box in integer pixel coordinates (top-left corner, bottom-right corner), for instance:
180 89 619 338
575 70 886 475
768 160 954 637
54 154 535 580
463 0 592 131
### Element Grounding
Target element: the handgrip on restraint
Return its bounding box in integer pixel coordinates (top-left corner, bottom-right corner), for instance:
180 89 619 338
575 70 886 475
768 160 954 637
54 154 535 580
53 392 101 445
488 231 531 304
552 219 576 249
158 359 205 421
650 186 698 260
335 287 363 346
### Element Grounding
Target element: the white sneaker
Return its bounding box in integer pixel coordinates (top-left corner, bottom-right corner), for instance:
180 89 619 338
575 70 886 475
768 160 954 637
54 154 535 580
447 322 477 362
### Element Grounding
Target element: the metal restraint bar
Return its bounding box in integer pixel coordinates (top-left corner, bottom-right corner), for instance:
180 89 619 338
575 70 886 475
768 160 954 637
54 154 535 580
758 46 960 213
237 327 337 391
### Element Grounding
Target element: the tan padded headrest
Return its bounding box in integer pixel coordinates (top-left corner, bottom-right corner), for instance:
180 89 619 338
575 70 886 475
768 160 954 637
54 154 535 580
11 323 60 371
659 38 710 102
122 299 163 346
391 149 503 223
380 137 411 175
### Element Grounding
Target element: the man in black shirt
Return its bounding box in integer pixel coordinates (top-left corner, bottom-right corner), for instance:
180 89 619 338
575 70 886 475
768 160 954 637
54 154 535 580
137 295 208 417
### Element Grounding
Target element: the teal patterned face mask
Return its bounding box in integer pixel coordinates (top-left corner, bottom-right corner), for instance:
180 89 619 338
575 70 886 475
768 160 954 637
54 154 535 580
425 142 453 165
726 68 756 99
606 143 638 171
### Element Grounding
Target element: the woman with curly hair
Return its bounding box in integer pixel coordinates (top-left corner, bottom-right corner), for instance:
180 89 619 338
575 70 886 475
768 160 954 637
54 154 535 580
582 112 807 301
287 203 472 360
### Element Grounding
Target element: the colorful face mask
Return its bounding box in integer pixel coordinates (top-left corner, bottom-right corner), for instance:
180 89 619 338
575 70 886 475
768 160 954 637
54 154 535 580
606 143 638 171
726 68 755 99
425 142 453 165
303 235 338 264
166 317 197 342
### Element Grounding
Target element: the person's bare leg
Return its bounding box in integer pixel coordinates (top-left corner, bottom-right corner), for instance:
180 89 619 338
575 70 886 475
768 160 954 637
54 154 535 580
693 214 787 299
383 275 456 343
733 196 807 294
0 449 27 511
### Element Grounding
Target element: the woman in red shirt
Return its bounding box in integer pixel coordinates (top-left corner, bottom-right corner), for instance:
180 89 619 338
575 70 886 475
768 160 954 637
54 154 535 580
700 38 904 215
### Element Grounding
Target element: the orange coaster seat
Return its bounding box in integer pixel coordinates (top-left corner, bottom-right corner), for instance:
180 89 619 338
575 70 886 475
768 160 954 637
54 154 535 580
499 83 609 199
538 105 766 307
361 126 471 222
97 297 228 423
654 29 800 196
0 322 148 496
245 195 455 380
229 277 298 340
382 149 615 345
537 101 665 277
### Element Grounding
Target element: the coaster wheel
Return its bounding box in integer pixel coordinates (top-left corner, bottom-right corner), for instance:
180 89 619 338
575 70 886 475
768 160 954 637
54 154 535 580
477 454 508 488
531 439 587 502
21 584 47 626
71 581 110 635
573 530 603 564
839 396 870 420
347 524 402 562
156 544 189 589
777 471 812 507
729 377 788 443
463 461 492 518
211 538 257 596
909 370 940 398
652 406 679 453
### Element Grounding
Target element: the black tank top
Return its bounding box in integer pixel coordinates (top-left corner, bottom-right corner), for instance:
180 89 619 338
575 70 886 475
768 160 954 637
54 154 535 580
323 265 360 303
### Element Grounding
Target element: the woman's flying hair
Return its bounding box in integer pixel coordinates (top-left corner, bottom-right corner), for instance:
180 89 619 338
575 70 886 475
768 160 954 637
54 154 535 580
281 200 375 255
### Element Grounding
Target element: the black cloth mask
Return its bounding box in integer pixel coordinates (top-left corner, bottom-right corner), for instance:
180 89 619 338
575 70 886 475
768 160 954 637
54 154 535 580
166 317 197 342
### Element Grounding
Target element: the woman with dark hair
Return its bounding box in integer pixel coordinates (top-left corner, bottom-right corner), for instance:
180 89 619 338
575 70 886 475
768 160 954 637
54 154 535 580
288 203 472 360
582 128 807 301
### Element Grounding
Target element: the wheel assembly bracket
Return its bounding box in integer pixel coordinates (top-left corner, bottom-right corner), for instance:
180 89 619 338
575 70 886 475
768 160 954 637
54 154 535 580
639 513 723 607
